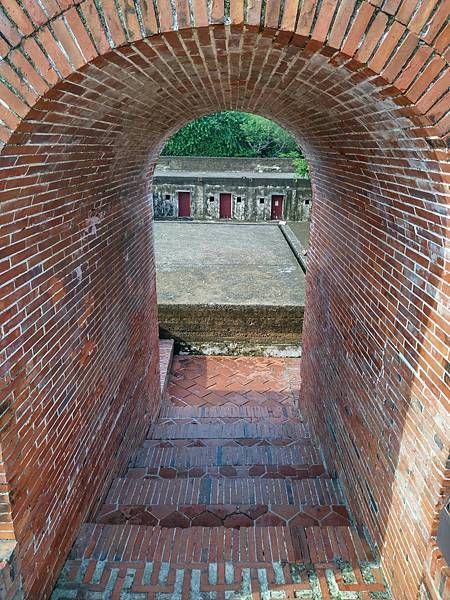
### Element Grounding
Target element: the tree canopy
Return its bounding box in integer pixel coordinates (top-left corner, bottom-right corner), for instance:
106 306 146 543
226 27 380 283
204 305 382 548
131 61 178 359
162 111 309 177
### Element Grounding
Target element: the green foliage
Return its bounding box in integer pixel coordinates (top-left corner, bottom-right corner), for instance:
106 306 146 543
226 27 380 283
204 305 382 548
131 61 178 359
162 111 305 162
239 114 299 157
276 151 309 178
162 112 250 157
292 157 309 178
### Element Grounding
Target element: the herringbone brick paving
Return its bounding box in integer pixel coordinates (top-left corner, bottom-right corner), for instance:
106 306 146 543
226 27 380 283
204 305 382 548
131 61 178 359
166 356 300 409
53 355 391 598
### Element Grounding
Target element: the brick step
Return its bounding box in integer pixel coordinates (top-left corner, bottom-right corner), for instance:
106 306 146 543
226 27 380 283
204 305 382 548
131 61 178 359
104 477 344 506
157 415 304 425
96 478 349 528
129 440 323 477
143 438 311 449
159 405 302 419
67 523 374 564
148 422 309 440
53 525 389 599
127 463 326 480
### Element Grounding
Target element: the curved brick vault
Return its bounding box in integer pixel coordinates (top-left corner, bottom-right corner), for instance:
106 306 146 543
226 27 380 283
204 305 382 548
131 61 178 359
0 0 448 598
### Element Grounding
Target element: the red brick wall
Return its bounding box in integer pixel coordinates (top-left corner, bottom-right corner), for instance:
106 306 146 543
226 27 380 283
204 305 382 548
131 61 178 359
0 1 448 598
0 74 163 594
302 130 448 598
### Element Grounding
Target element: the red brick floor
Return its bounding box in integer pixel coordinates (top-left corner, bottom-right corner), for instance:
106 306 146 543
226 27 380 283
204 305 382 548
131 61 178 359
52 355 391 599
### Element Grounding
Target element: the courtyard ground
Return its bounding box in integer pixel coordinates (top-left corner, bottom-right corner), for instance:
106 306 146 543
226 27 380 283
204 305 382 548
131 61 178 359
154 222 305 306
154 222 306 353
287 221 310 251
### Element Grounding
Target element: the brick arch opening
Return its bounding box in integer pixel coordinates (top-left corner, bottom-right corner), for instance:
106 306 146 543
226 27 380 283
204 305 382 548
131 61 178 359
0 4 448 599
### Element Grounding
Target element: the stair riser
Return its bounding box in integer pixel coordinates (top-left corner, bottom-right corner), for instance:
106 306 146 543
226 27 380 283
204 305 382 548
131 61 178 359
96 504 350 528
126 465 326 479
106 477 344 506
143 438 311 448
149 423 310 439
159 406 302 419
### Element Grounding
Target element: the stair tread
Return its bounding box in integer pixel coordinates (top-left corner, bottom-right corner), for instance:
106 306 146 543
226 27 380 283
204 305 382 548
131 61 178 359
104 476 345 506
68 523 374 564
132 444 323 468
148 422 309 439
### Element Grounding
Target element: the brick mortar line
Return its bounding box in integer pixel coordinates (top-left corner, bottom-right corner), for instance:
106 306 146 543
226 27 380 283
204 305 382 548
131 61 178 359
0 5 447 104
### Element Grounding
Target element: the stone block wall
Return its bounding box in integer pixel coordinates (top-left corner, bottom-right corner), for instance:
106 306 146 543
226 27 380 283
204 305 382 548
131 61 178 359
158 304 304 354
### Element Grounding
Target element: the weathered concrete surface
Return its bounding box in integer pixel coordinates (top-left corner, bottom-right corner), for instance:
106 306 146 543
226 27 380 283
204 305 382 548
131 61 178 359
153 158 312 222
287 221 310 249
158 304 304 354
154 222 305 353
155 222 305 306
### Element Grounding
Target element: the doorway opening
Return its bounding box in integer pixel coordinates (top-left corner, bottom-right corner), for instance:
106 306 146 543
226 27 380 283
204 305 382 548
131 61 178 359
271 195 284 220
152 111 311 356
177 191 191 217
219 193 232 219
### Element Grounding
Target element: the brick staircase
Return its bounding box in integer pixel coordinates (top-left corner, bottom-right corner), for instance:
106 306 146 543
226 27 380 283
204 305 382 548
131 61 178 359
52 353 391 599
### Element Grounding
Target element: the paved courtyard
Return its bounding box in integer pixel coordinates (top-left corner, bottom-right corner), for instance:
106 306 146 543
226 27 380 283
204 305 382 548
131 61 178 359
53 353 391 599
287 221 310 250
154 222 305 306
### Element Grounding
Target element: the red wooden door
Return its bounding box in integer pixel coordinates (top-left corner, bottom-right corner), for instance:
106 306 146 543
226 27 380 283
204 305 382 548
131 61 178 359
271 195 284 220
219 193 232 219
178 192 191 217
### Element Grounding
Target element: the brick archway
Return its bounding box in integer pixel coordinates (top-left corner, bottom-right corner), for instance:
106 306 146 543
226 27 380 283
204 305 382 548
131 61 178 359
0 1 448 598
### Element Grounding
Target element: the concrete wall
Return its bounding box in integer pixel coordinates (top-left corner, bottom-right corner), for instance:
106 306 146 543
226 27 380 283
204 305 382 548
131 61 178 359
153 176 312 221
159 304 304 355
156 156 297 173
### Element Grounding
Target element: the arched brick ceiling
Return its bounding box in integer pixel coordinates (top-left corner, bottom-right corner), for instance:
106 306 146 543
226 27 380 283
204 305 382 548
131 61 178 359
0 0 448 146
5 26 446 214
